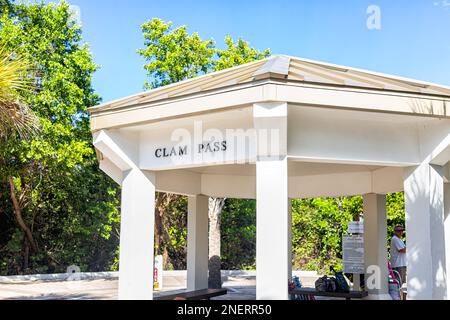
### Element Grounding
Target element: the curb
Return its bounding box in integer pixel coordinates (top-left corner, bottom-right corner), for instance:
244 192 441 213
0 270 318 284
0 272 119 283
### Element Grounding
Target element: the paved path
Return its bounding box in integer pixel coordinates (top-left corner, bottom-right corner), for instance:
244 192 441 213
0 279 118 300
0 276 256 300
0 275 321 300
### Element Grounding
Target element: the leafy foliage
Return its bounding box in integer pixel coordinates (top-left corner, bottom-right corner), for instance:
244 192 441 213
157 194 188 271
138 18 215 89
292 198 355 273
215 36 271 71
221 195 403 274
0 1 120 275
137 18 271 88
0 44 38 140
221 199 256 270
386 192 405 245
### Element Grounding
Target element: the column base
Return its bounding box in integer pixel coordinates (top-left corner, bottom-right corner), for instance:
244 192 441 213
364 293 393 300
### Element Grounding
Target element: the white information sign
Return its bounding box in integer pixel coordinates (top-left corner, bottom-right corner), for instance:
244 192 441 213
347 221 364 234
343 235 365 274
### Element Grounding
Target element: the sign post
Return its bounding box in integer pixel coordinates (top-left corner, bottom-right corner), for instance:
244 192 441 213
153 255 163 291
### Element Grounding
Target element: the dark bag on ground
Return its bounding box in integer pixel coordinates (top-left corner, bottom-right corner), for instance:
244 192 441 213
334 272 350 293
315 276 337 292
330 267 350 293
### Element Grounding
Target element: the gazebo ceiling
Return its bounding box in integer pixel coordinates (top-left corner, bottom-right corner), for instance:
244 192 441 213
90 54 450 114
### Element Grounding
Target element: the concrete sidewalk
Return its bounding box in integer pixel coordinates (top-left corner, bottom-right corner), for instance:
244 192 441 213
0 273 320 300
0 276 254 300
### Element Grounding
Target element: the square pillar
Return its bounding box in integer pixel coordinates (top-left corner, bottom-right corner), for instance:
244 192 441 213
187 195 209 291
444 180 450 298
288 199 293 282
118 169 156 300
256 159 291 300
363 193 390 299
404 163 448 300
254 102 291 300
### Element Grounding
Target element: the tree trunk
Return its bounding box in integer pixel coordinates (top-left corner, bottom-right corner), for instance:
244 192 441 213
23 240 29 272
154 193 164 255
154 192 178 270
208 197 226 289
8 176 37 253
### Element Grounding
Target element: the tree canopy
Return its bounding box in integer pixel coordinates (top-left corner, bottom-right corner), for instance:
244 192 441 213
137 18 271 88
138 18 215 89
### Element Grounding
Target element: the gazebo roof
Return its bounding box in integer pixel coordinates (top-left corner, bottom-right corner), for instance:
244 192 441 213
90 54 450 114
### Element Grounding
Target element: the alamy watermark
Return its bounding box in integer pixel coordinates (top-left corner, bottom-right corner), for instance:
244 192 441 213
367 5 381 30
64 264 81 289
155 121 284 166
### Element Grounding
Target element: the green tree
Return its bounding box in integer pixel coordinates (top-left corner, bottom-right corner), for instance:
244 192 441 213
0 0 13 13
292 198 355 273
386 192 405 245
0 1 120 274
215 36 271 71
138 18 215 89
221 199 256 270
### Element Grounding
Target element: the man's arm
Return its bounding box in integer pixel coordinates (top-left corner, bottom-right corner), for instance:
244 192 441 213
393 237 406 253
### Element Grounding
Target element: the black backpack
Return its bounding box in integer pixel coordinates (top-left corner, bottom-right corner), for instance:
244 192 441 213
315 275 337 292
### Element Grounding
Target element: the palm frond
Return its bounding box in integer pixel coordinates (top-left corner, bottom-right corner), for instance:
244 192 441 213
0 45 39 140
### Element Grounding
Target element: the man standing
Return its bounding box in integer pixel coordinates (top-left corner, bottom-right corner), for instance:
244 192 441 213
390 225 407 285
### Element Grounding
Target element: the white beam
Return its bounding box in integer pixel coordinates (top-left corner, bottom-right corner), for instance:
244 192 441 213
93 129 139 171
288 106 422 166
372 167 404 194
201 174 256 199
156 170 201 196
289 171 372 199
91 82 450 132
99 157 123 185
155 163 406 199
430 135 450 166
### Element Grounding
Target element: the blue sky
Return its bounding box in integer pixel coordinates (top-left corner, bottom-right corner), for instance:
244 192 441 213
45 0 450 103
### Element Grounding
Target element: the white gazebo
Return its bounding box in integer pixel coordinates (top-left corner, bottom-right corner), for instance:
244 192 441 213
89 55 450 300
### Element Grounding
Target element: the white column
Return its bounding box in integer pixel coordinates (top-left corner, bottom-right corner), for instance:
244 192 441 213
118 169 156 300
363 193 390 299
288 199 293 282
187 195 209 291
256 159 290 300
254 102 290 300
444 180 450 299
404 163 448 300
